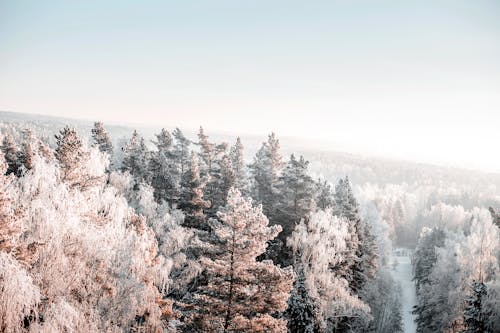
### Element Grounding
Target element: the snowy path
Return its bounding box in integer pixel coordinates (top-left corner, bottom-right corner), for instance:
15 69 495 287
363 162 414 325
391 253 417 333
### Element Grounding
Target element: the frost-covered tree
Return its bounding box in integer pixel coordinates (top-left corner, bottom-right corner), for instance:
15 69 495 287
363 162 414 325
334 177 377 294
1 134 21 175
172 127 191 190
121 130 149 184
187 189 294 332
0 151 23 255
197 126 215 176
91 121 113 157
195 128 233 214
230 137 248 192
412 227 446 291
488 207 500 228
13 145 173 331
249 133 283 220
55 126 101 189
288 209 370 331
18 129 37 171
463 280 488 333
278 154 315 234
179 152 211 230
150 128 180 204
286 265 316 333
315 178 334 210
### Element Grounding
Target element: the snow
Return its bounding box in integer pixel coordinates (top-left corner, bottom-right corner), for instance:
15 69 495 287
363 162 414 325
391 250 417 333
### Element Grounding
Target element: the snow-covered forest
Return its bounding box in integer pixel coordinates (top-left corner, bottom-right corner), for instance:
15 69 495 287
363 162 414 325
0 113 499 333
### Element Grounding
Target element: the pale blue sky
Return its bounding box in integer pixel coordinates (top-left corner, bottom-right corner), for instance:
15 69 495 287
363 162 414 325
1 1 499 171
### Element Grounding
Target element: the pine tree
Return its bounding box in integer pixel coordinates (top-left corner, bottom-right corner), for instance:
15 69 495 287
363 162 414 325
121 130 149 184
315 179 334 210
205 143 233 215
149 128 179 204
179 152 211 230
229 137 247 192
277 154 315 235
18 129 35 171
91 121 113 157
187 189 294 332
196 127 233 214
172 128 191 192
249 133 283 220
197 126 215 177
488 207 500 229
463 280 488 333
412 227 446 291
216 155 235 208
1 134 21 176
55 126 92 188
0 151 22 253
333 177 362 289
286 265 316 333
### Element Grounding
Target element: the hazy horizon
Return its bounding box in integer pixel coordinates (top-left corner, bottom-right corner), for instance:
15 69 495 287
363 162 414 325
1 1 499 172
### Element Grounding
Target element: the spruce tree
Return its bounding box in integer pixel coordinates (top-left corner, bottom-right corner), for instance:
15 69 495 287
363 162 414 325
187 189 294 332
463 280 488 333
249 133 283 220
91 121 113 156
172 128 191 192
55 127 91 187
229 137 248 192
1 134 21 176
0 151 22 253
315 179 334 210
488 207 500 229
277 154 315 235
18 129 36 172
121 130 150 184
333 177 361 289
149 128 179 204
179 152 211 230
286 265 316 333
197 126 215 177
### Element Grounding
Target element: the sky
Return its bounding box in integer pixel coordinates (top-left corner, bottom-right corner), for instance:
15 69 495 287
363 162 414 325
1 0 499 172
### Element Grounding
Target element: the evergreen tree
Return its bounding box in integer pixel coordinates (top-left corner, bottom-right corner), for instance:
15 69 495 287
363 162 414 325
277 154 315 235
197 126 215 177
121 130 149 184
333 177 362 289
55 126 91 187
187 189 294 332
488 207 500 229
286 265 316 333
18 129 35 171
196 128 233 214
463 280 489 333
0 151 22 253
172 128 191 192
179 152 211 230
205 142 233 215
215 155 235 208
230 137 248 192
332 177 378 332
412 228 449 333
91 121 113 157
249 133 283 220
1 134 21 175
412 227 446 291
315 178 334 210
149 128 179 204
